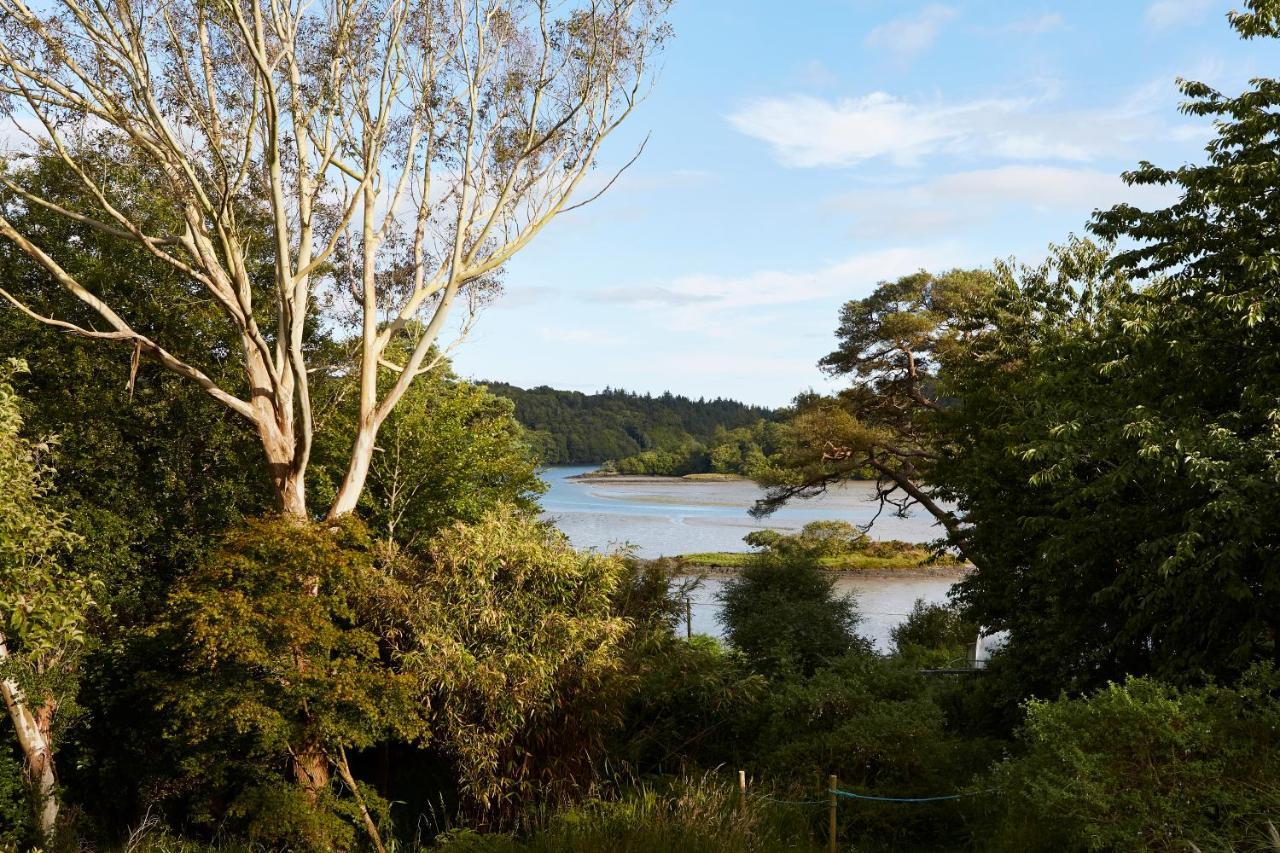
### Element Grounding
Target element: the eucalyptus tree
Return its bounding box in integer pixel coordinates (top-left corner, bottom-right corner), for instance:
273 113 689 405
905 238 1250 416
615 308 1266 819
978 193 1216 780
0 0 670 519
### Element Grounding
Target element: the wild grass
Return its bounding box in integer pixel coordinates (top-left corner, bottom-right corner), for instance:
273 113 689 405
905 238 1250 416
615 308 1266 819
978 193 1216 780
430 773 824 852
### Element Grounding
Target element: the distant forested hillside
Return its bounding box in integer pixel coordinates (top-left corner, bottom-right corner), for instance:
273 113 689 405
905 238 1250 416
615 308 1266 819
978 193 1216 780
485 383 778 467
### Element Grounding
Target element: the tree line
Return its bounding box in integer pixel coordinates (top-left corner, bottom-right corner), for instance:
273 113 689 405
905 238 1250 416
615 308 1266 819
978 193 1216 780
485 382 778 469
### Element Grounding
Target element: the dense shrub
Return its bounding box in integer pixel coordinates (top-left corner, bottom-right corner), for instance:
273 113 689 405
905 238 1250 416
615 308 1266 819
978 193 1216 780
743 521 866 559
0 748 32 849
401 509 630 827
986 665 1280 851
891 599 978 668
753 654 1001 849
152 515 420 849
614 634 765 773
718 554 868 677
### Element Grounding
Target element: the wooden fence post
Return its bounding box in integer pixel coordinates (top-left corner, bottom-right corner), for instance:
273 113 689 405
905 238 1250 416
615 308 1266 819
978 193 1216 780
828 774 838 853
738 769 747 817
686 598 693 639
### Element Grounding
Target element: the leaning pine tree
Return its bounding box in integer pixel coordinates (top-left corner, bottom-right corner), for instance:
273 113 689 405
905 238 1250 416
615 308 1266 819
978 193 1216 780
0 0 671 520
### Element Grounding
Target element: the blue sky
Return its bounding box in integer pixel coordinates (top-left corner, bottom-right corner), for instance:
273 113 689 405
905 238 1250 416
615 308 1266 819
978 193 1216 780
452 0 1280 407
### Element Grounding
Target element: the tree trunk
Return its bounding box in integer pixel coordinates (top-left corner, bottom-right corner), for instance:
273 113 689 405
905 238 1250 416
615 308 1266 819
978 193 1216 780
0 633 58 841
327 421 377 519
255 412 307 518
292 739 331 798
868 459 984 570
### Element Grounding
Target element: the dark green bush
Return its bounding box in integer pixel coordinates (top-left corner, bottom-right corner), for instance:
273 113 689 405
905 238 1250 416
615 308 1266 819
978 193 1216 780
891 599 977 668
152 515 418 850
615 634 764 773
986 665 1280 851
717 554 868 677
753 654 1001 849
0 747 33 849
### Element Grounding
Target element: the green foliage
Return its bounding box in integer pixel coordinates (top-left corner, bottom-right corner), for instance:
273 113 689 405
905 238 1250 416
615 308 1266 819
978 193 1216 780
153 515 422 848
310 354 546 549
0 360 93 702
753 654 1000 849
393 509 630 826
941 230 1280 695
607 420 784 477
744 521 865 559
730 523 952 572
753 269 992 517
938 8 1280 700
605 562 766 774
717 554 869 677
0 746 33 849
986 666 1280 852
819 268 992 385
615 633 765 773
0 359 95 843
891 600 977 669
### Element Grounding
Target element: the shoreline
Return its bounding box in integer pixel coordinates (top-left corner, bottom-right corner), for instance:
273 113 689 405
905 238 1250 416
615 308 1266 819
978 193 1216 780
567 471 879 485
678 566 970 579
645 557 971 580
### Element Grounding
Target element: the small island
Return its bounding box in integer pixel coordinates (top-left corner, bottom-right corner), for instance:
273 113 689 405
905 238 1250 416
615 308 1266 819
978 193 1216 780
663 522 966 575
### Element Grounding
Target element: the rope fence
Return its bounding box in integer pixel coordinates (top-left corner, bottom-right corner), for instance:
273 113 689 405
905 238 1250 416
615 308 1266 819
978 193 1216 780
733 770 1001 853
831 787 999 803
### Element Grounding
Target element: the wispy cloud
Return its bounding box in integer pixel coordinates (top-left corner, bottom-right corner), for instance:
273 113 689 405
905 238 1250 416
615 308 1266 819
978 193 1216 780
865 5 958 59
637 245 969 335
537 326 619 346
1144 0 1215 30
588 286 715 306
833 165 1180 239
1005 12 1065 35
728 83 1173 169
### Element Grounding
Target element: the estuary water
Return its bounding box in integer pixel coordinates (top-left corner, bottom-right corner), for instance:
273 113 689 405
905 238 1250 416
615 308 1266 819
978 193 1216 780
539 466 962 651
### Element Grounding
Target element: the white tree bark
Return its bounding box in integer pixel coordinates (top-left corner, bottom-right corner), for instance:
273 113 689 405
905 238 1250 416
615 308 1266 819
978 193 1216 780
0 631 58 840
0 0 670 519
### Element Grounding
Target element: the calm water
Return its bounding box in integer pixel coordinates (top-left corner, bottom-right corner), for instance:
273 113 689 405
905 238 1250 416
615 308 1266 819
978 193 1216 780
539 466 962 651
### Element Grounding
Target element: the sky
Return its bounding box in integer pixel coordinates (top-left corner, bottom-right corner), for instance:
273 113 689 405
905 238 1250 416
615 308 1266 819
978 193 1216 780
450 0 1280 407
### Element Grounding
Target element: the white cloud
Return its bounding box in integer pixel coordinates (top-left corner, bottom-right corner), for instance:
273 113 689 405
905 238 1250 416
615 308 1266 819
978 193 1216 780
589 286 714 306
931 166 1135 207
728 83 1174 169
728 92 976 167
865 5 958 58
1144 0 1215 30
833 165 1180 239
1005 12 1065 35
641 245 968 335
537 326 619 346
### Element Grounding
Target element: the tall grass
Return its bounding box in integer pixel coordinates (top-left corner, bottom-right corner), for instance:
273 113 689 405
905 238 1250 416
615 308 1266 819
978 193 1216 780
430 773 824 853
